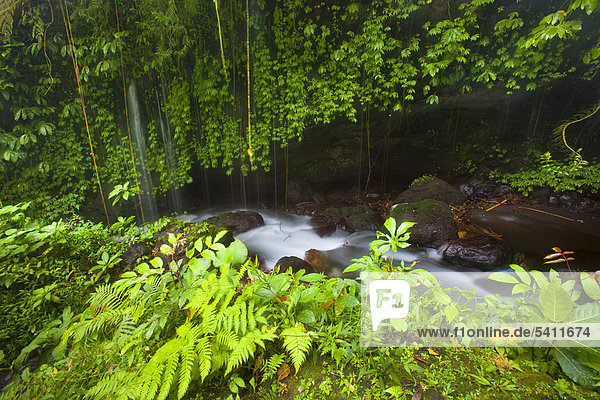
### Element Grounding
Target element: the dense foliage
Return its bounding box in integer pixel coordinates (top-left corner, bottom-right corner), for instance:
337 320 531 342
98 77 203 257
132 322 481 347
1 0 600 218
1 215 599 399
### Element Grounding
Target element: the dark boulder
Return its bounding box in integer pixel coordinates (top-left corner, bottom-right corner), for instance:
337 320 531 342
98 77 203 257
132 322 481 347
275 256 313 274
389 199 458 247
549 193 600 216
396 177 466 206
323 206 368 220
204 211 264 235
121 243 150 267
304 249 334 274
346 212 381 232
443 235 514 270
459 179 511 201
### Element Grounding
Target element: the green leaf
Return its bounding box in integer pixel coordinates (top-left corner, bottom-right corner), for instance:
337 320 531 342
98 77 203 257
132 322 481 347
432 287 451 305
214 239 247 267
580 272 600 300
512 283 532 295
489 272 519 284
539 282 573 322
188 257 210 275
296 309 316 324
510 264 531 285
444 305 459 322
530 270 549 289
552 348 598 388
338 295 359 308
383 218 396 235
299 273 326 283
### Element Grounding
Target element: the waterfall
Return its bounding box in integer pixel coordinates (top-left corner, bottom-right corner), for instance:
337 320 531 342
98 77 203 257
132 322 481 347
156 81 183 214
126 81 158 222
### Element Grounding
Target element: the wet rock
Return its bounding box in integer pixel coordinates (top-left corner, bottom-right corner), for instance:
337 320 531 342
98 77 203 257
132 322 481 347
323 206 368 220
304 249 333 273
549 192 600 216
275 256 313 274
346 212 381 232
121 243 150 267
396 177 466 206
204 211 264 235
459 179 511 201
390 199 458 247
443 235 514 270
314 223 338 237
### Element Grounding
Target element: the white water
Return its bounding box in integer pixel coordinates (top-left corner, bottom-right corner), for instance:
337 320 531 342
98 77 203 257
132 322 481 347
127 82 158 222
155 83 183 214
179 209 481 278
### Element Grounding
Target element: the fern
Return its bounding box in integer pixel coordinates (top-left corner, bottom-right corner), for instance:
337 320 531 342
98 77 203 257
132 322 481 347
281 324 314 373
261 353 285 382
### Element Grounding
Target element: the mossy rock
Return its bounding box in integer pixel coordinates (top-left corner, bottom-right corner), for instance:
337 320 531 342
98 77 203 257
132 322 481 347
389 199 458 247
395 177 466 206
204 211 265 235
346 212 381 232
323 206 368 220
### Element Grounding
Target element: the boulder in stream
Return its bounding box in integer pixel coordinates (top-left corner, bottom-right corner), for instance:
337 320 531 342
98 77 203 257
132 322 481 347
304 249 333 274
204 211 264 235
346 212 381 232
275 256 313 274
443 235 514 270
389 199 458 247
396 177 466 206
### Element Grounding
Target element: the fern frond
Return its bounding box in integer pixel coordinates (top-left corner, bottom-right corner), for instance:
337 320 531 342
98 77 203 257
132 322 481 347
215 330 239 350
261 353 285 382
178 341 195 399
225 335 256 374
113 313 136 344
281 324 313 374
157 353 179 400
240 301 247 335
201 302 217 333
196 336 212 381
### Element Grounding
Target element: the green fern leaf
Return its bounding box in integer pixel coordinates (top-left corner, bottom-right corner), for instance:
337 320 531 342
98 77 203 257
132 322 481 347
282 324 313 373
196 336 212 381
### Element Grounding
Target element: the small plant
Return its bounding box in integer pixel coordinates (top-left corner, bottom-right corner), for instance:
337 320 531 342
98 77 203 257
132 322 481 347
344 218 416 273
108 182 141 206
491 151 600 195
410 174 435 186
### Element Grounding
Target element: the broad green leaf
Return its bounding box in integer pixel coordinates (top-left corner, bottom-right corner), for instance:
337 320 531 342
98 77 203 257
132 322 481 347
444 304 459 322
580 272 600 300
384 218 396 235
338 295 359 308
512 283 531 295
530 270 549 289
552 348 597 388
539 282 573 322
296 309 316 324
299 273 326 283
489 272 519 284
510 264 531 285
214 239 247 267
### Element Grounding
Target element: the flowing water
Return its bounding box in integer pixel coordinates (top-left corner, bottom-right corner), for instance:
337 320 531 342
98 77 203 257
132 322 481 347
127 81 158 222
155 82 183 214
179 209 488 278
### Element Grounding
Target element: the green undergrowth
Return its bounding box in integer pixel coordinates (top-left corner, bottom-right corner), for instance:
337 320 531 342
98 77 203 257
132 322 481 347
490 151 600 196
1 209 599 399
243 348 598 400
